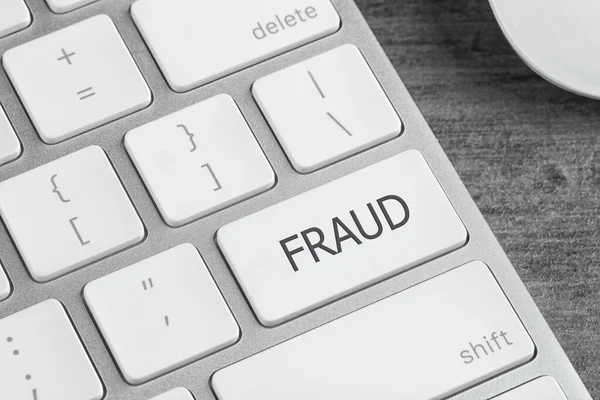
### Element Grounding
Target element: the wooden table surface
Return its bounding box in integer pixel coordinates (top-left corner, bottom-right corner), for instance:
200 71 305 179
356 0 600 396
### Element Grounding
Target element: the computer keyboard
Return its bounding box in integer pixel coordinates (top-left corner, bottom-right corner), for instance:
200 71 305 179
0 1 593 400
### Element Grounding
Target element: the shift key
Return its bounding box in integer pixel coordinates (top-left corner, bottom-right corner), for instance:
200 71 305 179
212 261 536 399
217 150 468 326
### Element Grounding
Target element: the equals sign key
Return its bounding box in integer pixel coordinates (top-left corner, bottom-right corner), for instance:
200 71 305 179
77 86 96 100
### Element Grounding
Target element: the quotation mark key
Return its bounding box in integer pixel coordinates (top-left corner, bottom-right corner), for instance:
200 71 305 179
142 278 154 291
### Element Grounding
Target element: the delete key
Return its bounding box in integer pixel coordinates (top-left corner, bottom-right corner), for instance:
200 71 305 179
132 0 341 92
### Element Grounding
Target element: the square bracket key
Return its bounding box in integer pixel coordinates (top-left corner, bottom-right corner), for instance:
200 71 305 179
0 146 145 282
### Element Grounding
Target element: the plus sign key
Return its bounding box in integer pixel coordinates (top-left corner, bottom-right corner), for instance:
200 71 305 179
57 48 76 65
3 15 151 144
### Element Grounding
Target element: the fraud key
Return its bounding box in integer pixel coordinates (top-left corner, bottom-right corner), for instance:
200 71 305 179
218 150 468 326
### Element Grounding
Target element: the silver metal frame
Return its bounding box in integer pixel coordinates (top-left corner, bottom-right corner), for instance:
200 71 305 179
0 1 591 399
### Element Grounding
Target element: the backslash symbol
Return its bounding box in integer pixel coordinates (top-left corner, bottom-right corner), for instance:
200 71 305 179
307 70 353 137
326 112 353 136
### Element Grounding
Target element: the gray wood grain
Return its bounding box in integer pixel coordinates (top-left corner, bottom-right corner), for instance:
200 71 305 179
356 0 600 396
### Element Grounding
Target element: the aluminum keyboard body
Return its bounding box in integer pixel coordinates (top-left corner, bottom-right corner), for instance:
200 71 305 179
0 1 592 399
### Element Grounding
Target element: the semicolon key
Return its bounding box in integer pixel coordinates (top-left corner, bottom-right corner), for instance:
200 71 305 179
0 300 104 400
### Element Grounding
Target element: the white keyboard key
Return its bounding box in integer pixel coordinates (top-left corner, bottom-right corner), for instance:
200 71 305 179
131 0 340 92
126 94 275 227
0 105 21 166
494 377 567 400
0 146 144 282
0 0 31 39
46 0 99 14
0 263 10 302
151 387 195 400
0 300 104 400
3 15 151 144
85 244 239 384
212 261 536 400
218 150 467 326
254 44 402 173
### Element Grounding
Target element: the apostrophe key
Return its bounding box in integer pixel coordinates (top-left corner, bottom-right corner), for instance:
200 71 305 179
85 244 239 384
